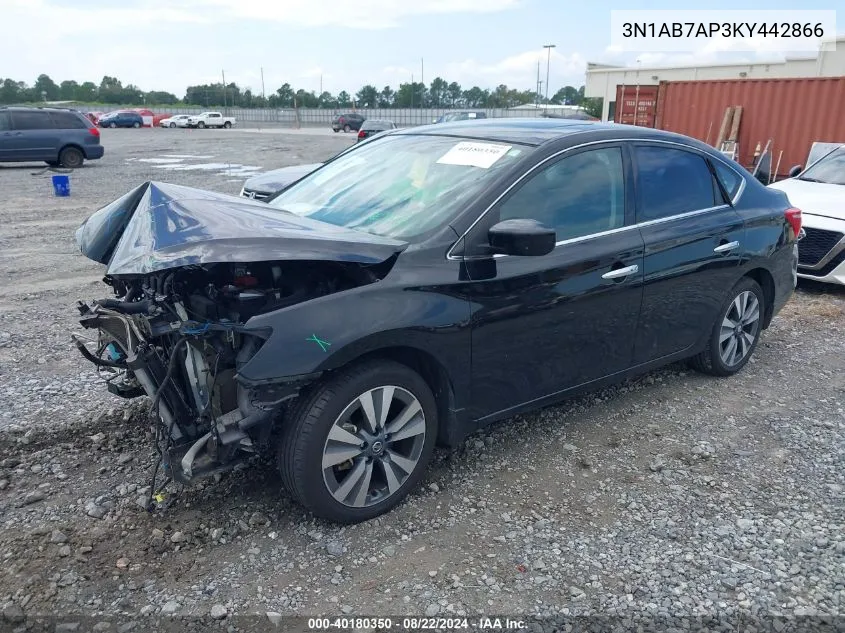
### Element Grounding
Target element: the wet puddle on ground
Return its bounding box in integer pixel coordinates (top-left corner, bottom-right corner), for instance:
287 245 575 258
127 155 263 177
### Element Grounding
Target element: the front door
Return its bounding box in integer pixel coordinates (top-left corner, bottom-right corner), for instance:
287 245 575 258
462 144 645 421
631 143 746 363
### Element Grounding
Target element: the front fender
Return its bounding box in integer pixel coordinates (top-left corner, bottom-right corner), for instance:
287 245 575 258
237 282 471 403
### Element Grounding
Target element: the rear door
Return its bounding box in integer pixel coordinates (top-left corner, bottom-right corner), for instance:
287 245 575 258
632 142 745 364
9 110 60 161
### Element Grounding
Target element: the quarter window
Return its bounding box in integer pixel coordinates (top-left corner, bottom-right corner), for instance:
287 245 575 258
48 111 87 129
498 147 625 242
712 160 742 201
634 146 720 222
0 112 10 131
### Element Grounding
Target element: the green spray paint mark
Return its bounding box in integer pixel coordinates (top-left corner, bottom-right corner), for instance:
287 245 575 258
306 334 331 352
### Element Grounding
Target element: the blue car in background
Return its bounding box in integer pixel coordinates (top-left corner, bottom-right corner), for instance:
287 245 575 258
98 111 143 128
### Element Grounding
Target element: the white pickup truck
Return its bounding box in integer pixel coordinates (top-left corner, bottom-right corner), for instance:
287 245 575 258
185 112 236 129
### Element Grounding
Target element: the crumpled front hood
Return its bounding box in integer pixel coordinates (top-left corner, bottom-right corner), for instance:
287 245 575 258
75 181 407 276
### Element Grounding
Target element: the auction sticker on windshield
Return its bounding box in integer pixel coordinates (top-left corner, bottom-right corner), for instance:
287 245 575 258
437 142 513 168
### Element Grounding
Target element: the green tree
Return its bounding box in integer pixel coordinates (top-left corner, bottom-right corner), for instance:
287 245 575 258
59 80 79 101
145 90 178 105
336 90 351 107
355 84 379 108
581 97 603 118
428 77 448 106
318 91 336 108
394 82 425 107
275 83 294 107
294 89 319 108
34 74 59 101
447 82 462 107
378 85 394 107
0 78 28 103
77 81 97 101
551 85 581 105
461 86 488 108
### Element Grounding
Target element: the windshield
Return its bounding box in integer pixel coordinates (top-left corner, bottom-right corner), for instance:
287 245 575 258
266 134 528 240
799 147 845 185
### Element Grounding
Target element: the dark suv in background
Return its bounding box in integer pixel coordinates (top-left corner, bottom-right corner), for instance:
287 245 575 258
331 112 365 133
98 111 144 128
0 106 104 168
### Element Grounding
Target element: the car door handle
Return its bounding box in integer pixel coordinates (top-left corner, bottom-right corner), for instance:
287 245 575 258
602 264 639 280
714 241 740 253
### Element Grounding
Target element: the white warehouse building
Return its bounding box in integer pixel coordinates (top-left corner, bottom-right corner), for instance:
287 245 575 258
584 35 845 122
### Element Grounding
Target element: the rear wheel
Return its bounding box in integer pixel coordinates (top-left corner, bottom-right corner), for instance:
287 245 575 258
58 147 83 169
278 360 437 523
109 122 116 128
343 124 351 133
133 121 140 128
690 277 764 376
223 121 232 128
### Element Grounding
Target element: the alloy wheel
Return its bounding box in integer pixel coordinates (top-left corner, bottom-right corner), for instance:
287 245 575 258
322 386 426 508
719 290 760 367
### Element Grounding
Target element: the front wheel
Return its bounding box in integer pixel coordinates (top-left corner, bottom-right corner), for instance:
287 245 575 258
690 277 765 377
109 122 116 128
278 360 437 523
133 122 140 128
197 121 206 128
169 122 176 128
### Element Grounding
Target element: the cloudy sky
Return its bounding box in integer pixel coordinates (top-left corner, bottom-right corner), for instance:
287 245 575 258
2 0 836 97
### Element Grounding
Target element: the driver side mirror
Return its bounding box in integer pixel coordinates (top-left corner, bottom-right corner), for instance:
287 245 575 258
488 219 556 257
788 164 803 178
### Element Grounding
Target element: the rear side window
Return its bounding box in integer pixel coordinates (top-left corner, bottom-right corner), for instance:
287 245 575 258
712 160 743 201
0 112 9 131
11 110 54 130
634 145 719 222
48 111 88 129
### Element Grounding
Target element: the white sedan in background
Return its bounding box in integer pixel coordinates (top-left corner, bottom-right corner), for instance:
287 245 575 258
769 145 845 286
159 115 192 128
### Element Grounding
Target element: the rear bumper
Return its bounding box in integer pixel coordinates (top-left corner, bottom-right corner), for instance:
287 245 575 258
84 145 105 160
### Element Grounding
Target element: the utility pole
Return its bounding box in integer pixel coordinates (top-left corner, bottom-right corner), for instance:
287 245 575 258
411 73 414 108
319 74 323 96
221 69 227 108
260 67 265 99
421 57 425 108
535 59 541 106
543 44 555 111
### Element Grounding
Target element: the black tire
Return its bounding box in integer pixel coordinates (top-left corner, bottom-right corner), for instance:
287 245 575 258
333 128 339 133
58 147 83 169
109 122 116 128
690 277 765 377
169 122 176 128
197 121 206 129
223 121 232 129
133 122 140 128
343 124 351 133
278 360 438 523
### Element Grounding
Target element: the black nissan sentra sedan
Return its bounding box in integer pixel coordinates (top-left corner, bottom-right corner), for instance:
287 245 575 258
73 119 801 523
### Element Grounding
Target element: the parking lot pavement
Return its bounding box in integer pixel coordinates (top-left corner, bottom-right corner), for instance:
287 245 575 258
0 129 843 624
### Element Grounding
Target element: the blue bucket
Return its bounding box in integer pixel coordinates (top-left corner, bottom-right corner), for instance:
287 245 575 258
52 174 71 197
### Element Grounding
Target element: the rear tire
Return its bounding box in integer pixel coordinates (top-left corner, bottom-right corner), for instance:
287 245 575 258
690 277 765 377
109 122 116 128
223 121 232 128
58 147 83 169
343 124 351 133
133 122 140 128
278 360 437 524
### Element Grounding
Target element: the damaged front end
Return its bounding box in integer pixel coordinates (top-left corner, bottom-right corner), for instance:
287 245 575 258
72 182 404 496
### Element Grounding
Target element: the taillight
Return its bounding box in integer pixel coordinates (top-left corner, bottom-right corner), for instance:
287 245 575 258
358 129 365 138
88 127 100 138
785 207 802 238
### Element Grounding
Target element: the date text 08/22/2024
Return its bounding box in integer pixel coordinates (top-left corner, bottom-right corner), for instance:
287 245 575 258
307 617 527 630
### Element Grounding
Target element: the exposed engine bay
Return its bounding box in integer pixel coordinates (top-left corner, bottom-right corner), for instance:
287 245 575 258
74 259 383 504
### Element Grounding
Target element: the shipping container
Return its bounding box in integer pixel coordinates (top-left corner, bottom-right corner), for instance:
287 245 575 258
654 77 845 178
613 84 658 127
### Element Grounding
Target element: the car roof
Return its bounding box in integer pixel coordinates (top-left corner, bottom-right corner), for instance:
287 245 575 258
0 105 83 114
393 117 708 148
364 119 394 125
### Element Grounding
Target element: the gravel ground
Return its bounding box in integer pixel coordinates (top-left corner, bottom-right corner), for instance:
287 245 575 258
0 129 843 631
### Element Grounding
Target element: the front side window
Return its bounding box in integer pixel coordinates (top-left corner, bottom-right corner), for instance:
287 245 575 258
498 147 625 242
635 146 720 222
799 147 845 185
11 110 53 130
267 135 529 240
